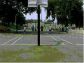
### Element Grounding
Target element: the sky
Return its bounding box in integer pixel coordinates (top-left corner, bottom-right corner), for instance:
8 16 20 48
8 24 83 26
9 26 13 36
24 7 57 23
24 0 48 21
24 7 47 21
23 0 58 22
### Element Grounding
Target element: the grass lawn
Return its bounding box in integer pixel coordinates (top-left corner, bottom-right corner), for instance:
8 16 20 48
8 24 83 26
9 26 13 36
0 46 65 62
69 28 84 34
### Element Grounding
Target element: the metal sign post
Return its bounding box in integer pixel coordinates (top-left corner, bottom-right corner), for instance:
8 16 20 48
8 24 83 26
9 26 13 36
28 0 48 46
37 4 40 46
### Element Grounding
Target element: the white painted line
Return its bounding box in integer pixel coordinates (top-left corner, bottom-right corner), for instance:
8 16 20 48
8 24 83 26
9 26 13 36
75 44 84 45
11 36 23 45
1 36 19 45
50 36 58 41
50 35 73 45
0 44 59 46
58 37 73 45
50 36 66 45
0 44 37 46
60 43 66 45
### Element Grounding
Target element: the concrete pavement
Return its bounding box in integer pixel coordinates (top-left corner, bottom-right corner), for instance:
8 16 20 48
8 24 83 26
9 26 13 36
0 33 83 62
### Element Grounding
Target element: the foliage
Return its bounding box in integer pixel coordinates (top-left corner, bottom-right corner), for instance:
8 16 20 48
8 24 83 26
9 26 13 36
16 12 25 26
0 0 28 27
47 0 83 27
0 0 83 28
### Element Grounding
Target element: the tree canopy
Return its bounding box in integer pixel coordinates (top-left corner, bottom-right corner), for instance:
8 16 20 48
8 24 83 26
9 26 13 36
0 0 83 28
47 0 83 27
0 0 28 26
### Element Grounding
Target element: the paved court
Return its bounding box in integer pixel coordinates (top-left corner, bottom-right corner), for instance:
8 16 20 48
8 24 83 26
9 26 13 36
0 33 83 62
0 33 83 46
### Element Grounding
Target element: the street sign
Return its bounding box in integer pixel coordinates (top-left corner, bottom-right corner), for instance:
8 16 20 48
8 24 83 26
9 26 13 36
28 0 37 7
28 0 48 7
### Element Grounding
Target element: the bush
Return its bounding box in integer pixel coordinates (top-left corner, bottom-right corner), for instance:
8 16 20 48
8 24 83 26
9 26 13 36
0 25 10 32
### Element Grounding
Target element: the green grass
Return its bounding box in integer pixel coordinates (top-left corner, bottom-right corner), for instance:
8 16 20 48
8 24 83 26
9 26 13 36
0 46 65 62
70 29 84 34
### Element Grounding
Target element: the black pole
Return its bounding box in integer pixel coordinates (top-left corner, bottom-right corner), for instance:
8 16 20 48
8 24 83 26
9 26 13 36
15 15 17 32
37 5 40 46
15 14 17 33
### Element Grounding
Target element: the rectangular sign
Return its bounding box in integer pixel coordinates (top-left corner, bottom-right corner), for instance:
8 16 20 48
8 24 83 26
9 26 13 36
28 0 37 7
28 0 48 7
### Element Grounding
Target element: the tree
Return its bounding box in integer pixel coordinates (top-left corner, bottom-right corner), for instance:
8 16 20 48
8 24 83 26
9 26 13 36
16 12 25 26
70 0 83 28
47 0 83 27
0 0 28 25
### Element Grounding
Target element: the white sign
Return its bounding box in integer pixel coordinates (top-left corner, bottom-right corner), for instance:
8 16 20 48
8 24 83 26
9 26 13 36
28 0 37 7
28 0 48 7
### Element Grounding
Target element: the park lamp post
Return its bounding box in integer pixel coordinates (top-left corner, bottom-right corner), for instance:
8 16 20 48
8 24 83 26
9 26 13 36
15 14 17 32
13 5 18 33
15 14 16 32
67 15 69 26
